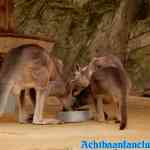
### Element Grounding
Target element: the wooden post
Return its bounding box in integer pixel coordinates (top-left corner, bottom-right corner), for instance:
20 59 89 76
0 0 15 33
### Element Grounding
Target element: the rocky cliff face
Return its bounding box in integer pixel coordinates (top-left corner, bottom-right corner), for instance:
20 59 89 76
14 0 150 90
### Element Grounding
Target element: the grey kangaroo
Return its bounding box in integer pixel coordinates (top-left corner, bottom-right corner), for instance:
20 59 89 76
73 54 131 130
0 44 73 124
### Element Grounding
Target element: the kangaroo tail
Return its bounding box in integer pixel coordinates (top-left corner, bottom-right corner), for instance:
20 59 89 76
0 77 14 116
0 47 22 116
120 90 127 130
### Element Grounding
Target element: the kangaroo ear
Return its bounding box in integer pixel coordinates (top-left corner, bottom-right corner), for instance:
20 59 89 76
75 64 81 72
88 70 93 78
93 57 99 65
93 57 97 61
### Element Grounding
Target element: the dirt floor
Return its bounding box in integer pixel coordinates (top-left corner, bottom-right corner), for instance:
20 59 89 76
0 96 150 150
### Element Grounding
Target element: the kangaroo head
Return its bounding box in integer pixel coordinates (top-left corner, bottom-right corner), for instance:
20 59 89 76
58 80 76 110
74 65 91 86
70 64 92 97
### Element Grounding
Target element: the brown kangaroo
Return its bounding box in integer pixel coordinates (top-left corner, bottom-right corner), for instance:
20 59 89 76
72 55 131 130
0 44 73 124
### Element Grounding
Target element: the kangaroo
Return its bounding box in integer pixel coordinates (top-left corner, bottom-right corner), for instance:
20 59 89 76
72 55 131 130
0 44 72 124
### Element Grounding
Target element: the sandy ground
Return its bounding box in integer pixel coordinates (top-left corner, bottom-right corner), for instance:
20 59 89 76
0 96 150 150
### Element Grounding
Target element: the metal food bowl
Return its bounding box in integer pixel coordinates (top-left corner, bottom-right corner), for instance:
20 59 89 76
57 111 91 123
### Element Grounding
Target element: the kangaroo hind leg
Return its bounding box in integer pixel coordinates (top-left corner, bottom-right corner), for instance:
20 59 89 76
33 90 61 125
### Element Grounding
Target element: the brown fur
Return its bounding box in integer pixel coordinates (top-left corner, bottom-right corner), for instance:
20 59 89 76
73 55 130 130
90 66 128 130
0 44 72 124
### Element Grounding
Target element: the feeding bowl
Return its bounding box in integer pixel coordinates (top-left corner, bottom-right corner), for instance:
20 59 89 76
57 110 91 123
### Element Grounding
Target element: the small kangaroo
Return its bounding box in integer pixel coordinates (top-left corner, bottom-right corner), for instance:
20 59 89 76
0 44 73 124
73 55 131 130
